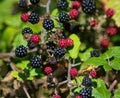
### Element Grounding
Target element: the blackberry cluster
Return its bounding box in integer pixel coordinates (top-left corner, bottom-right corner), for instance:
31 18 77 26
57 0 68 10
43 19 54 30
30 0 40 4
82 0 96 14
90 49 100 57
15 45 27 58
54 47 66 59
82 76 92 87
30 56 42 68
19 0 27 8
46 41 56 50
59 12 70 23
27 41 37 49
28 12 39 24
22 27 33 35
79 87 92 98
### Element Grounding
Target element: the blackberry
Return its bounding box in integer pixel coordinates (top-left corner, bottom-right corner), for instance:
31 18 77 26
30 0 40 4
57 0 68 10
82 76 92 87
22 27 33 35
19 0 27 8
27 41 37 49
54 47 66 59
30 56 42 68
43 19 54 30
79 87 92 98
46 41 56 50
28 12 39 24
82 0 96 14
59 12 70 23
90 49 100 57
15 45 27 58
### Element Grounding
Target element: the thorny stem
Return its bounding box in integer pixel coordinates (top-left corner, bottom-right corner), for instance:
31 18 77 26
109 80 118 91
68 61 72 82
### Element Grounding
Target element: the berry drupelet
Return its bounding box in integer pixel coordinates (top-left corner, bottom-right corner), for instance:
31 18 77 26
59 12 70 23
28 12 39 24
42 19 54 30
82 0 96 14
15 45 27 58
57 0 68 10
30 56 42 68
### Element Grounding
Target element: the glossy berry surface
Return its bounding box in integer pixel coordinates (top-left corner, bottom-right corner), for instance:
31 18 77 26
28 12 39 24
72 1 81 9
59 12 70 23
69 9 79 19
19 0 27 8
82 0 96 14
106 8 115 18
90 70 97 78
79 87 92 98
31 34 41 44
30 0 40 4
107 27 117 36
57 0 68 10
21 13 29 22
58 39 67 48
43 19 54 30
70 68 78 77
44 66 53 74
82 76 92 87
22 27 33 35
66 38 73 47
15 45 27 58
27 41 37 49
53 94 61 98
30 56 42 68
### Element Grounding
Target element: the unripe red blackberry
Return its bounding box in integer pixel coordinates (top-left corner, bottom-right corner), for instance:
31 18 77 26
106 8 115 18
53 94 61 98
21 13 29 22
44 66 53 75
75 96 82 98
72 1 81 9
90 70 97 78
69 9 79 19
30 56 42 68
66 38 73 47
90 19 98 27
28 12 39 24
30 0 40 4
31 34 41 44
70 68 78 77
106 27 117 36
100 38 109 48
58 39 67 48
15 45 27 58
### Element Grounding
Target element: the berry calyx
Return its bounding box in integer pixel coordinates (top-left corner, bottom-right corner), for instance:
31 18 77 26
70 68 78 77
106 27 117 36
106 8 115 18
66 38 73 47
90 70 97 78
15 45 27 58
31 34 41 44
72 1 81 9
58 39 67 48
100 38 110 48
21 13 29 22
30 56 42 68
53 94 61 98
44 66 53 75
69 9 79 19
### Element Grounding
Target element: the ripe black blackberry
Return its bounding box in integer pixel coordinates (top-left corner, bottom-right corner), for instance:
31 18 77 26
46 41 56 50
15 45 27 58
80 87 92 98
59 12 70 23
27 41 37 49
82 0 96 14
19 0 27 8
22 27 33 35
57 0 68 10
90 49 100 57
30 0 40 4
54 47 66 59
43 19 54 30
82 76 92 87
30 56 42 68
28 12 39 24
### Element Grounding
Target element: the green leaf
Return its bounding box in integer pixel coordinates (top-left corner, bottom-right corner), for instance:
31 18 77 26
16 61 29 70
110 58 120 70
114 83 120 98
69 34 81 59
11 71 23 81
51 9 58 16
13 33 27 47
